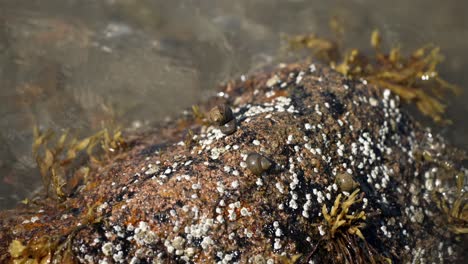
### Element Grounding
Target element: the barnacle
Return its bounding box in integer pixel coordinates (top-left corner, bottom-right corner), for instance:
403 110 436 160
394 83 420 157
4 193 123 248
288 25 461 123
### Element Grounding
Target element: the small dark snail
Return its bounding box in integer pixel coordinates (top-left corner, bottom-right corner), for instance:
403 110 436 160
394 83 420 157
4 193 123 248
209 104 237 136
220 119 237 135
208 104 234 126
335 172 359 192
246 153 272 175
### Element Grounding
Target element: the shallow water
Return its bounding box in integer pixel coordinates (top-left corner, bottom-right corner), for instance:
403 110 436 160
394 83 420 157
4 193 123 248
0 0 467 210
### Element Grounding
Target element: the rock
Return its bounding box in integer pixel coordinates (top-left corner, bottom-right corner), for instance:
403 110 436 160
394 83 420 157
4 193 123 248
0 62 466 263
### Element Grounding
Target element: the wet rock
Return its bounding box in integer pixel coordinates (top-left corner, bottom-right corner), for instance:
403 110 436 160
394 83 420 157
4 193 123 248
0 62 466 263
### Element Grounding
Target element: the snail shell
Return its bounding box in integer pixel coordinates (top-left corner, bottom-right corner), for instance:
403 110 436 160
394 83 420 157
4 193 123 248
246 153 272 175
220 119 237 135
335 172 359 192
208 104 234 125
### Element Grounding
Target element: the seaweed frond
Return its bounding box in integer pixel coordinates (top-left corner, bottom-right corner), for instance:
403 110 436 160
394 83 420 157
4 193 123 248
183 129 198 149
192 104 211 126
32 126 127 200
322 189 366 240
433 172 468 234
287 25 461 123
288 34 340 63
278 254 302 264
7 204 103 263
309 189 390 264
8 236 58 264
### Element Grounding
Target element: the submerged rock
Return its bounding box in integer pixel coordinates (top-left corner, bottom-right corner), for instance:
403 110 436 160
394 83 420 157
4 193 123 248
0 63 466 263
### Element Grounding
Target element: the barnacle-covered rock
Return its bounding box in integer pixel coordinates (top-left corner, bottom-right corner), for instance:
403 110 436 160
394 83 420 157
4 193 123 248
0 62 466 263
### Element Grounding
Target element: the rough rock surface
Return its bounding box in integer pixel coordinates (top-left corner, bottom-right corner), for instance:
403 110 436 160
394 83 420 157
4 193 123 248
0 63 466 263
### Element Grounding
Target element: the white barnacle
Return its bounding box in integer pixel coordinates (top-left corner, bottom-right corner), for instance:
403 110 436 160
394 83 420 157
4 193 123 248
231 180 239 189
240 207 251 217
275 182 285 193
274 238 282 250
318 225 326 236
101 242 113 256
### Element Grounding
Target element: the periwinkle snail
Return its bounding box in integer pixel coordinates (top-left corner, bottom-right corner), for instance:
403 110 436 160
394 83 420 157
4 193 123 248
220 119 237 135
208 104 234 126
335 172 359 192
209 104 237 135
246 153 272 175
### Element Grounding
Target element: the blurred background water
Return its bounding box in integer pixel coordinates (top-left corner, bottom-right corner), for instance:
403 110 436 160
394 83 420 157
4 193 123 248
0 0 467 210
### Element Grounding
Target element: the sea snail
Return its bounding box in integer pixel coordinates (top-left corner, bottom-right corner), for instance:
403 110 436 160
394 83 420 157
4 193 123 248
209 104 237 135
335 172 359 192
246 153 272 175
220 119 237 135
208 104 234 126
